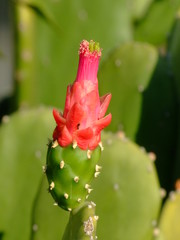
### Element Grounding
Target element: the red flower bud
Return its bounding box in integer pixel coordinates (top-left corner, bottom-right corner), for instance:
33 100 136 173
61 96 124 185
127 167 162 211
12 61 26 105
53 40 112 150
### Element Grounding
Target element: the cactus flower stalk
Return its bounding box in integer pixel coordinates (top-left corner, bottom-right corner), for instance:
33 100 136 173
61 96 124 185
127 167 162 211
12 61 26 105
46 40 111 211
53 40 112 150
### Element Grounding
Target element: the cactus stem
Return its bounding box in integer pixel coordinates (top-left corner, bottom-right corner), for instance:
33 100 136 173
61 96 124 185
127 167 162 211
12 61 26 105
87 150 92 159
85 184 90 189
87 188 93 194
64 193 69 199
74 176 79 183
94 172 100 178
49 181 55 190
77 198 81 203
84 216 94 236
52 140 58 148
95 164 102 172
60 160 65 169
98 141 104 151
72 140 78 149
53 202 58 206
42 165 47 173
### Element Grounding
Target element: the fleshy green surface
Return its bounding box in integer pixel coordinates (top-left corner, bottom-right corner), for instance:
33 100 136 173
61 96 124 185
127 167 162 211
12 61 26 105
31 176 68 240
0 107 54 240
129 0 153 19
98 42 158 139
90 132 161 240
159 192 180 240
46 143 101 211
62 202 97 240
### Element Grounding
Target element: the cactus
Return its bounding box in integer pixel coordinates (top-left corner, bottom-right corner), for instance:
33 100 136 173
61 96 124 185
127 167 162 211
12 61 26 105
2 2 180 239
157 190 180 240
90 131 161 240
62 202 98 240
45 40 111 212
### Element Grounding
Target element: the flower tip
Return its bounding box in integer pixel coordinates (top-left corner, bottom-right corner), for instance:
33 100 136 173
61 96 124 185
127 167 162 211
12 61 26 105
89 40 100 53
79 40 101 57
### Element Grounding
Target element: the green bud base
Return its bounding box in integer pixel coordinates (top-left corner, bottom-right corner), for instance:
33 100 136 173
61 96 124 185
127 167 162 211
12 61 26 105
46 142 101 211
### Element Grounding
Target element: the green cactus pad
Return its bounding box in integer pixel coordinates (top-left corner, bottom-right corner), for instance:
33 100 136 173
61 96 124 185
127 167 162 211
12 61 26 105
31 175 69 240
158 191 180 240
46 142 101 211
0 107 54 240
90 131 161 240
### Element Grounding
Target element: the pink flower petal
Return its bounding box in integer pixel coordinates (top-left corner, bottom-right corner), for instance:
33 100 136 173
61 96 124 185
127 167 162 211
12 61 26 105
93 113 112 134
63 85 72 118
53 109 66 125
71 82 84 103
58 126 72 147
80 89 99 112
53 126 60 140
75 40 101 84
66 103 85 132
76 127 94 139
99 93 112 118
75 127 94 149
88 134 101 150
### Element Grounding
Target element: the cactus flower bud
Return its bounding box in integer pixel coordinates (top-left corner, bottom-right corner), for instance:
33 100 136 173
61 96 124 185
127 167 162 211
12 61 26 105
53 40 112 150
46 40 111 211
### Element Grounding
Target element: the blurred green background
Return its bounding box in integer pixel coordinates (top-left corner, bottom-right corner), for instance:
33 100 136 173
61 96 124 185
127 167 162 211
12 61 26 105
1 0 180 239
